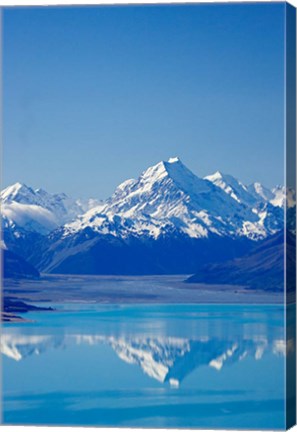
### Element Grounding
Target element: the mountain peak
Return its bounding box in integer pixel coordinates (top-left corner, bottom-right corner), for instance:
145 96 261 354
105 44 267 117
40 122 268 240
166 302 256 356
12 181 24 190
248 182 274 202
205 171 224 182
141 160 168 183
205 171 261 206
141 157 199 188
1 182 34 203
167 157 180 164
35 187 48 195
2 182 29 193
205 171 240 184
112 158 191 204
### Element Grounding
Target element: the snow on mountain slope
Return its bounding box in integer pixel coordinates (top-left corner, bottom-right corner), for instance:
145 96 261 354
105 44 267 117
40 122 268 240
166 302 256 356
63 158 282 241
1 183 100 234
2 159 291 276
2 160 287 242
205 172 290 213
204 171 257 206
247 182 275 203
270 185 296 208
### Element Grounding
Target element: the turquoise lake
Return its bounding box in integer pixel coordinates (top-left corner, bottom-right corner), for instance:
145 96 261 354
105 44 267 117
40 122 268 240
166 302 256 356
2 303 285 429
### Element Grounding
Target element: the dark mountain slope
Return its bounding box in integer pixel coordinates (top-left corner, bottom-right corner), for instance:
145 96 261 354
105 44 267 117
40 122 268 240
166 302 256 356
36 229 254 275
186 231 292 291
2 249 40 279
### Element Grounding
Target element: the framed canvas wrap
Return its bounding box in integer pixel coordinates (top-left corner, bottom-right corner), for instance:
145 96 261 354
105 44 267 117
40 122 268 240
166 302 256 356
0 2 296 430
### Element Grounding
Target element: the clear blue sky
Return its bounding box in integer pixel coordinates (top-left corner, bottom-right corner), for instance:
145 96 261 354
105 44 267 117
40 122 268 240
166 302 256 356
3 3 285 199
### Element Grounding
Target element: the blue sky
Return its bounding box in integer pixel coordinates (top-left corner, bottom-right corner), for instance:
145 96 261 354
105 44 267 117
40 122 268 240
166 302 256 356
3 3 285 199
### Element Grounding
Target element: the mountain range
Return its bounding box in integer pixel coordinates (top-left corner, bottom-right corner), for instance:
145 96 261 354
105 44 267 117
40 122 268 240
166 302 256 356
1 157 295 284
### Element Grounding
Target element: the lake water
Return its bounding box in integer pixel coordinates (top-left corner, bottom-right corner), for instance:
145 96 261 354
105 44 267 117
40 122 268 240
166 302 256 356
1 303 285 429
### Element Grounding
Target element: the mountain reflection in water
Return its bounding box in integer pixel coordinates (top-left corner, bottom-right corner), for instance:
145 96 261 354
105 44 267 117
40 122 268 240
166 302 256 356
1 332 287 388
2 304 288 428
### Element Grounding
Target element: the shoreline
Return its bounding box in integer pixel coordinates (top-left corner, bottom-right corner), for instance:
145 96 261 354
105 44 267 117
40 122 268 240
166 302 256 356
2 273 285 323
1 297 54 323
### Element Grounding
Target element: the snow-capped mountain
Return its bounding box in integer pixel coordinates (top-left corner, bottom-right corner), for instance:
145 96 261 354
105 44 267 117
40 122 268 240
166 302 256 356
63 157 282 241
1 157 293 276
1 182 100 235
247 182 275 204
1 183 101 269
270 185 296 208
204 171 258 206
204 171 294 211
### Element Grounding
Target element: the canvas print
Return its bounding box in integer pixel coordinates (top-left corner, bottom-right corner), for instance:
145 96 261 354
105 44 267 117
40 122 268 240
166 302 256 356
0 2 296 429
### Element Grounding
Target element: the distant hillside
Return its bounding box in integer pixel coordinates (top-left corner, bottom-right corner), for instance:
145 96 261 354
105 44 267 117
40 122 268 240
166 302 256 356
2 249 40 279
186 231 294 292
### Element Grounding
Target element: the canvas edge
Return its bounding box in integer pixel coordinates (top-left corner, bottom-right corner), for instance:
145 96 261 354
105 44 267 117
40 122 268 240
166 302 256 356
285 1 297 430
